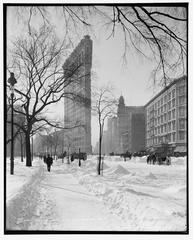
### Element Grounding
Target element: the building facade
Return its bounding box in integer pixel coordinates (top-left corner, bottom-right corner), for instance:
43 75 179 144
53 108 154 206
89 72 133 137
99 96 146 154
117 96 145 153
63 35 92 153
145 76 187 153
106 117 119 154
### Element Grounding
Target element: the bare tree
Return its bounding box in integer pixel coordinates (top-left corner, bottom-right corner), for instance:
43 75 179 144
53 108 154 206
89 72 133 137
92 6 187 86
7 26 86 167
92 86 117 175
8 5 187 86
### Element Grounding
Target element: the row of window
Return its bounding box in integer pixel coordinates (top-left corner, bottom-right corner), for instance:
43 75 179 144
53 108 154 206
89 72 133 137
147 106 186 130
147 130 185 146
148 97 186 120
148 121 176 136
147 84 186 114
147 118 186 136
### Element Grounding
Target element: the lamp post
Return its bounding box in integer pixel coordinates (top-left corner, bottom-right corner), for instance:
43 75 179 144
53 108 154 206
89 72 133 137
8 72 17 175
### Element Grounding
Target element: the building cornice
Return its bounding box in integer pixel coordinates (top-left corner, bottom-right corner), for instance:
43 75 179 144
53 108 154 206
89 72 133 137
144 75 187 108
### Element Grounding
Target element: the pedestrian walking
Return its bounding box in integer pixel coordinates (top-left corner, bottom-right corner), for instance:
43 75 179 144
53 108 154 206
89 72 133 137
46 154 53 172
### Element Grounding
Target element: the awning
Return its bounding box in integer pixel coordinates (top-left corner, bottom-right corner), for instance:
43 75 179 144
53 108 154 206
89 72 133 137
174 146 187 152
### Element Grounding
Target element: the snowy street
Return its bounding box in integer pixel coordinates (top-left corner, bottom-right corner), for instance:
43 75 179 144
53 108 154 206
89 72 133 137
6 158 128 231
6 155 187 232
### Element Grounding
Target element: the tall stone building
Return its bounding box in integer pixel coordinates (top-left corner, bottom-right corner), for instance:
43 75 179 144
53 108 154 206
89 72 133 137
63 35 92 153
106 117 119 153
100 96 145 154
117 96 145 153
145 75 187 153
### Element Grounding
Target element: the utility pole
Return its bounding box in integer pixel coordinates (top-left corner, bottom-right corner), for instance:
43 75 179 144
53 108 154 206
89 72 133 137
78 148 81 167
8 72 17 175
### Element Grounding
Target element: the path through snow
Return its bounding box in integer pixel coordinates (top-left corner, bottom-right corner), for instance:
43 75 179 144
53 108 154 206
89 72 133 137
7 159 128 231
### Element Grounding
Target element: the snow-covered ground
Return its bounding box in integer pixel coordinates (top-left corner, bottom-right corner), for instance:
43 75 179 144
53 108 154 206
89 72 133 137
6 155 187 232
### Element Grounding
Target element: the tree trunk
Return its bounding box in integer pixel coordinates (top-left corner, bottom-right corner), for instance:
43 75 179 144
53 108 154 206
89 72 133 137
25 132 32 167
67 147 70 164
23 141 26 159
20 134 23 162
98 125 102 175
78 148 81 167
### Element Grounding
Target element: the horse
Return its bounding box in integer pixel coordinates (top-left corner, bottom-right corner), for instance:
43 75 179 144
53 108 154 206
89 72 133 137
121 151 132 161
147 153 156 164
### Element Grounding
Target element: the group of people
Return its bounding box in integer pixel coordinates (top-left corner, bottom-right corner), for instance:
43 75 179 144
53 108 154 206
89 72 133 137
43 154 53 172
147 152 171 165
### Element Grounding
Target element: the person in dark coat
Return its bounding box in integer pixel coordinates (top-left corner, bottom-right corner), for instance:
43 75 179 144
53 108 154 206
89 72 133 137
46 154 53 172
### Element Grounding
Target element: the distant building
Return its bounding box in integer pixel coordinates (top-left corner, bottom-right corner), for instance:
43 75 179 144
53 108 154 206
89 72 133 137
107 117 119 153
117 96 145 153
145 75 187 153
63 35 92 153
100 96 145 154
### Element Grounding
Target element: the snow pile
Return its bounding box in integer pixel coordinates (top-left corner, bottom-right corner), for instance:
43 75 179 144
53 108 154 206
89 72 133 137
171 156 187 166
6 157 44 230
6 157 41 204
145 172 157 180
72 155 187 231
113 164 130 175
6 155 187 231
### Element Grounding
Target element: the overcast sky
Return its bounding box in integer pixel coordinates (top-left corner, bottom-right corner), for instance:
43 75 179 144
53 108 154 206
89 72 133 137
6 5 184 148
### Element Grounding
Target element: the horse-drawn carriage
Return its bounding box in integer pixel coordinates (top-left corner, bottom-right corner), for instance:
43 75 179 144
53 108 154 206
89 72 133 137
120 151 132 161
147 143 173 165
70 152 87 162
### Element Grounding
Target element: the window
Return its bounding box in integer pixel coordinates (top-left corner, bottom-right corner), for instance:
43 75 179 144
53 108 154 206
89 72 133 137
161 106 163 113
172 99 175 108
164 113 167 122
168 92 171 101
168 111 171 121
172 89 175 98
172 121 176 131
179 85 185 95
167 133 171 142
161 125 163 133
172 133 175 142
161 115 163 124
164 95 167 103
172 109 175 119
158 126 160 134
179 119 185 129
179 107 185 117
179 96 185 105
179 131 185 140
164 104 167 112
164 124 167 132
168 101 171 110
161 98 163 105
168 122 171 131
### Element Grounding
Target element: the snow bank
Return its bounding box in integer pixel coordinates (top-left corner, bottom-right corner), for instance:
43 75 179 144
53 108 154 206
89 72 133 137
171 156 187 166
6 157 43 230
71 155 187 231
6 157 41 204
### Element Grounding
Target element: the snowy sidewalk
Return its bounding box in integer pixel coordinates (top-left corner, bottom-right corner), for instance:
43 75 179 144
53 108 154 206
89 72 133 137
7 159 128 231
